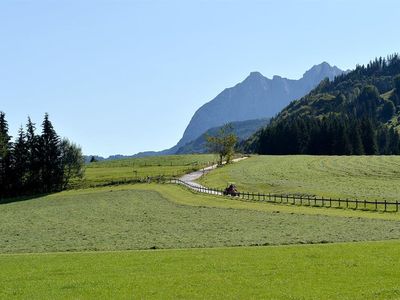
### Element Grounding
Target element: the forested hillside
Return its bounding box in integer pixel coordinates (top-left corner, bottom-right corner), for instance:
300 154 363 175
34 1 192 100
247 54 400 155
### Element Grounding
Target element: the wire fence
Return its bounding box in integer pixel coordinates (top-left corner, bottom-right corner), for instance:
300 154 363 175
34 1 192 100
171 179 399 213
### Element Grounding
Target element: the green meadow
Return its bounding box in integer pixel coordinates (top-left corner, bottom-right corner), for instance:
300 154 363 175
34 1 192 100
1 241 400 299
3 184 400 254
76 154 216 187
199 155 400 202
2 154 400 299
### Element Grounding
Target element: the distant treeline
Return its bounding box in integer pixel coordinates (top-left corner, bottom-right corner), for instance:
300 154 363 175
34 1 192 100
0 112 84 198
254 115 400 155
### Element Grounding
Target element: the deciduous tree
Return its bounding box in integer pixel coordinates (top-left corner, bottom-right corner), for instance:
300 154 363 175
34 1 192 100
206 124 238 165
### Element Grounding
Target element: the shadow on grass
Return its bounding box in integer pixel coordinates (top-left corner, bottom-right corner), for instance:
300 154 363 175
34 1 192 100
0 192 53 205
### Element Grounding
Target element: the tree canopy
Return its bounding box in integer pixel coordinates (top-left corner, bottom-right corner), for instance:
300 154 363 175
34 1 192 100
0 112 84 199
206 123 238 165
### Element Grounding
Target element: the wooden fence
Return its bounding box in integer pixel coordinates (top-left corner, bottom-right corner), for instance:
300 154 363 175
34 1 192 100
171 179 399 213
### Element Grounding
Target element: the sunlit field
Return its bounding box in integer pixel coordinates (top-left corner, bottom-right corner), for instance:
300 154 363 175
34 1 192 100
200 155 400 202
75 154 217 187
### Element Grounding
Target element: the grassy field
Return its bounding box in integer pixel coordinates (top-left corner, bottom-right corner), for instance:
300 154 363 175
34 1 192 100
76 154 217 187
1 184 400 254
3 154 400 299
199 155 400 202
1 241 399 299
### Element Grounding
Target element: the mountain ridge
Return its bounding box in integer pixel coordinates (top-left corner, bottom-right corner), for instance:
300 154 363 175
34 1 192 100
85 62 345 159
174 62 344 150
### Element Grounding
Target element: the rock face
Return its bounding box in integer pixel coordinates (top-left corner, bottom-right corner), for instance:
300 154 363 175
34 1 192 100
175 62 343 149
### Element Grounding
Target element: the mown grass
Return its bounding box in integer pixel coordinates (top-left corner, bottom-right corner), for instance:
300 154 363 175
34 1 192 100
1 185 400 254
75 154 217 187
1 241 400 299
199 155 400 202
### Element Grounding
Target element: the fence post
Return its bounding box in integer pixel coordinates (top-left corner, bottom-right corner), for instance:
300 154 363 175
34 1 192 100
384 200 387 212
397 201 399 213
355 199 358 210
322 197 324 207
258 193 260 201
364 200 366 210
280 195 283 203
300 196 302 205
307 196 310 206
375 199 378 211
268 193 271 201
286 195 289 203
329 198 332 208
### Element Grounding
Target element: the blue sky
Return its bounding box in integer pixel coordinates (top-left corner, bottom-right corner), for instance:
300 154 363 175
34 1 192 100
1 0 399 156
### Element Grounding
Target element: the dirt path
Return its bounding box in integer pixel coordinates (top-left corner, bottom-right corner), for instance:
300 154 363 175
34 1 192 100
174 157 248 195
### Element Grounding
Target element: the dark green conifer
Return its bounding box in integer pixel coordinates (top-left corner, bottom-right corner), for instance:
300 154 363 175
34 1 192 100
40 113 62 192
12 126 28 191
0 112 11 196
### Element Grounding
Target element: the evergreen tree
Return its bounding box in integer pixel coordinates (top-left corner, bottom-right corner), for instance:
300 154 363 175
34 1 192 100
388 127 400 154
253 115 397 156
349 121 365 155
394 75 400 92
0 112 12 196
361 118 378 155
377 128 389 154
393 75 400 106
40 113 62 192
11 127 28 192
354 85 381 119
25 117 41 193
381 100 395 121
0 113 84 199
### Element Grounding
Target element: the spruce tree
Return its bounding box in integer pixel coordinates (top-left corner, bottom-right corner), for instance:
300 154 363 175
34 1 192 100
377 128 389 154
12 126 28 193
350 121 365 155
40 113 62 192
26 117 40 193
388 127 400 154
381 100 395 121
361 118 378 155
0 112 12 197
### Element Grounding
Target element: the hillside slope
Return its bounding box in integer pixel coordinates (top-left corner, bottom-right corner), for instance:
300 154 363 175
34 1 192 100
176 118 270 154
248 54 400 155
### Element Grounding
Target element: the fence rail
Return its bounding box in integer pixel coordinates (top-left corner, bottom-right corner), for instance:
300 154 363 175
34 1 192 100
171 179 399 213
77 175 399 213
